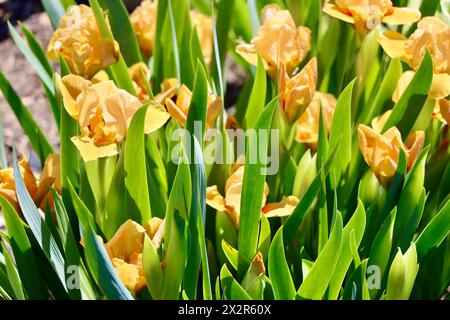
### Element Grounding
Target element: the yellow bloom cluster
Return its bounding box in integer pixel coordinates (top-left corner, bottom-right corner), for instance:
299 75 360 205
237 4 311 78
324 0 421 33
358 122 424 187
206 158 299 230
47 5 120 79
102 218 164 295
0 154 60 212
295 92 337 149
131 0 213 64
379 17 450 100
57 75 170 162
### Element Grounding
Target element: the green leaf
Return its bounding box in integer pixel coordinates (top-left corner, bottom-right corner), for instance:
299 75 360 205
238 98 277 274
368 207 396 298
0 108 7 169
258 214 271 263
327 200 366 299
385 244 419 300
416 200 450 262
55 67 80 236
221 240 248 271
297 212 343 300
211 0 236 93
68 182 133 300
51 190 96 300
7 22 54 93
41 0 66 29
382 51 433 138
244 57 267 129
184 136 212 300
0 71 54 165
13 152 68 293
143 234 164 299
125 105 151 224
329 78 356 183
186 62 209 144
247 0 260 36
163 211 188 300
145 136 168 218
358 57 402 125
104 154 127 239
0 196 47 299
98 0 142 66
163 152 191 299
342 260 370 300
19 22 53 76
268 228 296 300
283 140 340 245
393 147 428 251
190 28 209 88
220 264 252 300
89 0 136 95
1 241 25 300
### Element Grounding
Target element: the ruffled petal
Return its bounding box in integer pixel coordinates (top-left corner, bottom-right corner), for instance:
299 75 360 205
165 98 187 127
323 3 355 24
382 7 421 25
105 219 146 259
206 185 227 213
263 196 299 218
144 103 171 134
71 137 118 162
378 31 409 61
236 43 259 66
392 71 416 103
429 73 450 100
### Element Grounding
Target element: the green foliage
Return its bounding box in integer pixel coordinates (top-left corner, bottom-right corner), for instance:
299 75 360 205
0 0 448 301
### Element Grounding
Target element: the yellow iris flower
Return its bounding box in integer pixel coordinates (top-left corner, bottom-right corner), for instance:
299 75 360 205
279 58 318 123
379 17 450 100
0 154 60 212
236 4 311 78
47 5 120 79
131 0 213 64
295 91 337 149
57 75 170 162
103 218 164 295
358 123 424 187
324 0 421 34
206 159 299 230
165 84 222 129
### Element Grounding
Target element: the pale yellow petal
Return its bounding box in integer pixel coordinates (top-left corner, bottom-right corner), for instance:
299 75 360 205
372 110 392 133
382 7 421 25
378 31 409 61
206 96 222 129
19 155 38 198
165 98 187 127
429 73 450 100
105 219 146 259
111 258 146 295
144 103 171 134
393 71 416 103
323 3 355 24
236 43 259 67
58 75 91 119
206 185 227 213
71 137 118 162
405 131 425 171
154 78 179 105
91 70 110 84
262 196 299 218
